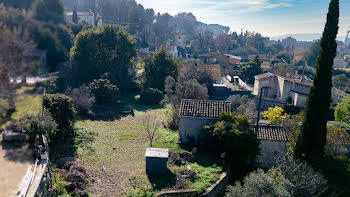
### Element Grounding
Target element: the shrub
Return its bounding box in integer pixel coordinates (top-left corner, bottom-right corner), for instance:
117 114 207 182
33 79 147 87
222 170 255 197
46 77 66 94
139 88 164 105
225 169 292 197
277 156 328 197
89 79 119 104
261 107 290 125
43 94 76 134
67 85 95 115
202 113 260 180
334 96 350 124
13 111 58 143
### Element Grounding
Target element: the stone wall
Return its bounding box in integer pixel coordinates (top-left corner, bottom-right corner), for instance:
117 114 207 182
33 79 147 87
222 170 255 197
156 172 229 197
156 189 197 197
202 172 229 197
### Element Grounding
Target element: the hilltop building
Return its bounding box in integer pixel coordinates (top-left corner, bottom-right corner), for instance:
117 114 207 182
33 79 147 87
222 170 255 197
253 72 312 108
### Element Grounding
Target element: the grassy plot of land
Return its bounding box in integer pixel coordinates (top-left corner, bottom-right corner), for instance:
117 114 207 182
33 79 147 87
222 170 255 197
75 105 223 196
0 86 42 127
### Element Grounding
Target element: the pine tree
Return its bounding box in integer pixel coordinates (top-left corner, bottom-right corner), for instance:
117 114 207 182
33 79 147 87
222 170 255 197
294 0 339 163
72 6 78 24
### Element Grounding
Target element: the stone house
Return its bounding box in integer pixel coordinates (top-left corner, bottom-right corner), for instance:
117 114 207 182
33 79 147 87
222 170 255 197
164 46 179 58
66 11 101 26
199 53 241 76
256 126 290 169
179 99 231 144
174 32 187 48
199 52 241 66
253 72 312 107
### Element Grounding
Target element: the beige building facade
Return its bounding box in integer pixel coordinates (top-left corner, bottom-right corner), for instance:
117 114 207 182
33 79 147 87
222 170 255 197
253 73 311 107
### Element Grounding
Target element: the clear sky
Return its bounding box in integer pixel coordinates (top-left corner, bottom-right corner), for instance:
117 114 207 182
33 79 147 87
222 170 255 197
137 0 350 38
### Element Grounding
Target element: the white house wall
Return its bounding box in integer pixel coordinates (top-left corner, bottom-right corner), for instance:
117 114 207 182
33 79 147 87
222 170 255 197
257 140 287 169
179 117 217 144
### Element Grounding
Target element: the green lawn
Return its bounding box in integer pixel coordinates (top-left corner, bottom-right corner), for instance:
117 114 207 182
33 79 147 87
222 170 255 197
75 105 223 196
0 86 42 127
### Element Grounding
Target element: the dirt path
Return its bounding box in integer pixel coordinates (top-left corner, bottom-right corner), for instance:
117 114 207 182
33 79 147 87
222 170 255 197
0 136 34 197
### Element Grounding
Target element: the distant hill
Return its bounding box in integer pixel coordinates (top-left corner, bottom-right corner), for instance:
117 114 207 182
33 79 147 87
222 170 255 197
271 33 346 42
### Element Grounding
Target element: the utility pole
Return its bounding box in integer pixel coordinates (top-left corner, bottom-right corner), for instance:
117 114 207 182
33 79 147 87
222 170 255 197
255 87 264 132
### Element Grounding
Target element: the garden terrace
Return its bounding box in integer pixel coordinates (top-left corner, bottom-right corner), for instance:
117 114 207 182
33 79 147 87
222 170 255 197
75 104 224 196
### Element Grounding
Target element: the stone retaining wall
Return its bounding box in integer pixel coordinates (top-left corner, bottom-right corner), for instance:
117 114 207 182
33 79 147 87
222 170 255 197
156 172 229 197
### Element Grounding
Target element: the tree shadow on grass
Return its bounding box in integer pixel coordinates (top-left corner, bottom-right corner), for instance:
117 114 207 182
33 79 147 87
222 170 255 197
195 151 224 168
49 128 97 163
0 108 14 126
147 169 176 190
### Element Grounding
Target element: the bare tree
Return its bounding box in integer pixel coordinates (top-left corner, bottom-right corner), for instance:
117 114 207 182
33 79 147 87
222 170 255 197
0 23 36 110
142 115 162 147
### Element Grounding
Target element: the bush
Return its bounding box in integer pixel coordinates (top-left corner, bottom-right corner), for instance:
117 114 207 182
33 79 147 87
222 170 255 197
43 94 76 134
334 96 350 124
89 79 119 104
46 77 66 94
67 85 95 115
225 169 292 197
202 113 260 180
277 156 328 197
12 111 58 143
261 107 290 125
139 88 164 105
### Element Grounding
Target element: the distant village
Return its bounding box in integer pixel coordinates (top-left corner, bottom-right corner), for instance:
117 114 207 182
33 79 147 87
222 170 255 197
1 0 350 197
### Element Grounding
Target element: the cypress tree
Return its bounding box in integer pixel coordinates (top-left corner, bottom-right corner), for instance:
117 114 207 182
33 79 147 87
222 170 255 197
72 6 78 24
294 0 339 163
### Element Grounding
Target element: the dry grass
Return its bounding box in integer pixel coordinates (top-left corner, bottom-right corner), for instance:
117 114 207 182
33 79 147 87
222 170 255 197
75 106 223 196
0 86 42 127
75 108 174 196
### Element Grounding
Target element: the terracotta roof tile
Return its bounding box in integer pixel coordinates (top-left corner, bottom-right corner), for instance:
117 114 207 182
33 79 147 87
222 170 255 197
252 126 290 142
179 99 231 118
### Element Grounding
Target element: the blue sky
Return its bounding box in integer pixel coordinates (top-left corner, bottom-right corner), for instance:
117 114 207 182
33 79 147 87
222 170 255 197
137 0 350 38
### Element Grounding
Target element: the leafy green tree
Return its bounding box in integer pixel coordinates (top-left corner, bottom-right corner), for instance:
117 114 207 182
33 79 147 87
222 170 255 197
53 24 73 51
239 59 263 84
43 94 76 134
334 96 350 124
262 107 290 125
144 47 178 91
139 88 164 105
89 79 119 104
34 28 66 71
72 6 78 24
70 25 137 91
32 0 65 24
304 40 321 67
294 0 339 163
202 113 260 181
0 0 34 10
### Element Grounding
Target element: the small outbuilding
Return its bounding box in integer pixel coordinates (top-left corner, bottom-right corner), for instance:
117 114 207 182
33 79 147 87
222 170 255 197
179 99 231 144
256 126 290 169
145 148 169 175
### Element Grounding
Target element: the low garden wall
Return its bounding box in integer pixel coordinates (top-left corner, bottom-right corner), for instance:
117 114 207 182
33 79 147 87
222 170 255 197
156 172 229 197
202 172 228 197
